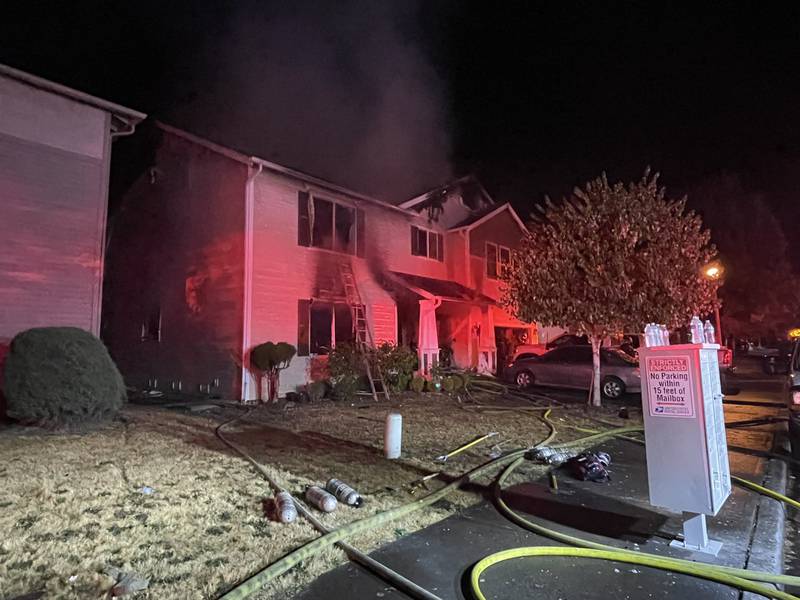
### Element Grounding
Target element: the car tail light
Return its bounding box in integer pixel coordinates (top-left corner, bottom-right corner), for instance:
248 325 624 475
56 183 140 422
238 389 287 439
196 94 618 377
793 389 800 406
720 348 732 367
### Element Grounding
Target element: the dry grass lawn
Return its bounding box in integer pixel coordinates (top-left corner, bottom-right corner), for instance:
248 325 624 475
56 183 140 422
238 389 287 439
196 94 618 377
0 392 640 599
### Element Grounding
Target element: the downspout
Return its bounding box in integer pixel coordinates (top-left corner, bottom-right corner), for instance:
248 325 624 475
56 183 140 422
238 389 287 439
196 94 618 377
462 229 471 288
241 162 263 401
110 116 138 139
462 229 473 366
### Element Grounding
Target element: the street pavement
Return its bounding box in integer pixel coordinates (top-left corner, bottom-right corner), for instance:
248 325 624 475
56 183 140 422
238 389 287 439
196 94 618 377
294 373 792 600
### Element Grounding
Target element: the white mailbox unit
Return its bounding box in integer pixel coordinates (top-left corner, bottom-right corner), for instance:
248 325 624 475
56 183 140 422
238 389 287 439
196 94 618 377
639 342 731 554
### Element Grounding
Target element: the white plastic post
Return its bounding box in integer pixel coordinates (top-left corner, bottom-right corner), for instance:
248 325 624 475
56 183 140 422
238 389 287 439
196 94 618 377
670 513 723 556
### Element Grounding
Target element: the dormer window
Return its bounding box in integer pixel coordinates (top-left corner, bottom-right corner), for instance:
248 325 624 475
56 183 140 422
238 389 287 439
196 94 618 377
411 225 444 262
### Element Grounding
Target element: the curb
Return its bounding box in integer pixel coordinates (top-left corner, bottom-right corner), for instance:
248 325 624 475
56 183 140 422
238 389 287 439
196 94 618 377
741 432 789 600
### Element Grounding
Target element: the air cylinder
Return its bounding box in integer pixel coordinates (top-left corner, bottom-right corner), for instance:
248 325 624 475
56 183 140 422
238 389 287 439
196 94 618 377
385 412 402 459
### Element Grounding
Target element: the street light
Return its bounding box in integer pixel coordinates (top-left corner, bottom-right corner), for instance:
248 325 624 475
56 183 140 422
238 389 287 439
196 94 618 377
702 262 724 345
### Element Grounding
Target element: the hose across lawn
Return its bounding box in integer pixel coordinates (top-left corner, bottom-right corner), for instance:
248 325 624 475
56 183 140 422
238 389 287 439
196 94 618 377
216 408 800 600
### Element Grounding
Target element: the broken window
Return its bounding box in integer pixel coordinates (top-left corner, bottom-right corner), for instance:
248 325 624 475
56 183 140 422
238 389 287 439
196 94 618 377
334 303 354 345
334 204 355 254
486 242 511 279
410 226 443 261
310 301 333 354
140 307 161 342
312 197 334 250
299 299 356 356
297 192 364 256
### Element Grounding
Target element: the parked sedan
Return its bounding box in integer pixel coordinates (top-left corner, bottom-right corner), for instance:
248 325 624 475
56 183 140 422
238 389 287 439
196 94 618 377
785 340 800 458
509 333 589 362
505 345 641 399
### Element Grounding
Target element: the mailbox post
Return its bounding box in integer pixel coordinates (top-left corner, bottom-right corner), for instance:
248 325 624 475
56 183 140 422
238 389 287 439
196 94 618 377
639 342 731 555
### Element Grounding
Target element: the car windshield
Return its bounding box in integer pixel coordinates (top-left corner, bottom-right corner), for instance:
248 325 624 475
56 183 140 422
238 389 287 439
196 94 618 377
604 348 638 365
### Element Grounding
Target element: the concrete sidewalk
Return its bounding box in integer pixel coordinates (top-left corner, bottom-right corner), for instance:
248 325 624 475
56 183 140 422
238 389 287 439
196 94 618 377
295 432 789 600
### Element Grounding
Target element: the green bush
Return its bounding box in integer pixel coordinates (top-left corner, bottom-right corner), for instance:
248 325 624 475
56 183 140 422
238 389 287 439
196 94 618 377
327 344 364 401
442 376 456 393
458 371 473 390
451 374 464 391
3 327 126 426
306 380 328 402
373 343 417 392
425 378 443 393
410 376 425 393
251 341 296 402
251 342 296 371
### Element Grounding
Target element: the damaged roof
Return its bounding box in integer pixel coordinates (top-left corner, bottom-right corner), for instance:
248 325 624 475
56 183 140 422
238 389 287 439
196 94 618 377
448 202 528 233
389 271 496 304
399 174 495 211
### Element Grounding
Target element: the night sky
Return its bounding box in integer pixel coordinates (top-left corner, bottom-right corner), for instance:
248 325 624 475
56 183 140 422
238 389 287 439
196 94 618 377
2 2 799 220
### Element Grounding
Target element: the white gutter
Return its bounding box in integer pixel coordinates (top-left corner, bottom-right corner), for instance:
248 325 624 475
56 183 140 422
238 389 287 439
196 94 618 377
0 62 146 122
248 156 414 216
154 122 417 217
240 162 263 401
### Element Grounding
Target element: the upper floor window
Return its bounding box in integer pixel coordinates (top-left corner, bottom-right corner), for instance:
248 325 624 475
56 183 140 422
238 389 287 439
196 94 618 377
411 226 444 262
298 191 365 256
486 242 511 279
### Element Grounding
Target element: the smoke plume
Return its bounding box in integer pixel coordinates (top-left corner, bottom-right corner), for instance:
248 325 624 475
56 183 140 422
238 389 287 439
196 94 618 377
170 1 452 202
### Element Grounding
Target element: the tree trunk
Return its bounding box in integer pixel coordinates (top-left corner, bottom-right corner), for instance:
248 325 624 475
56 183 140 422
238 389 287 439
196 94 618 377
590 335 602 407
268 370 279 402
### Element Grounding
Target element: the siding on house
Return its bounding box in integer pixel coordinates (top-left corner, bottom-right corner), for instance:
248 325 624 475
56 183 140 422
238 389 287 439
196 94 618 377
248 171 413 395
468 209 525 301
103 130 247 398
444 231 469 287
0 73 111 340
103 121 533 399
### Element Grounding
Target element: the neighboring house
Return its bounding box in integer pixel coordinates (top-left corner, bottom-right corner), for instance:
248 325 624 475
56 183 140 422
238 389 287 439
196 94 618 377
103 123 533 401
0 63 145 343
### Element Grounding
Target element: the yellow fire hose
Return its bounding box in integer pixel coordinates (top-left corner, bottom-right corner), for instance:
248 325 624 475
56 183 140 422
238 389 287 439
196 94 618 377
471 412 800 600
435 431 499 462
218 409 800 600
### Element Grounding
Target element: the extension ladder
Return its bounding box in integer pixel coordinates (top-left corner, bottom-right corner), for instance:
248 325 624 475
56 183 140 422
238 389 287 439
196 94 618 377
338 261 390 402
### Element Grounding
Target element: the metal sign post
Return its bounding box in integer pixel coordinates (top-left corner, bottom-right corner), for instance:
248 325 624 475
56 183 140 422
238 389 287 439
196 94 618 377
639 341 731 556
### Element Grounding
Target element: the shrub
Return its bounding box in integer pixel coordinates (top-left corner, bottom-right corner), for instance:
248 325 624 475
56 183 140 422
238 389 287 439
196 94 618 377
327 344 364 401
410 376 425 393
451 374 464 391
3 327 126 426
442 376 456 393
251 342 296 371
251 341 296 402
458 371 473 391
373 343 417 392
306 380 328 402
425 378 443 393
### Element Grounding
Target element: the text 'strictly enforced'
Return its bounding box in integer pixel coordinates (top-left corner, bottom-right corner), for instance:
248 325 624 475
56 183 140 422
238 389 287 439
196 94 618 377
646 356 693 418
